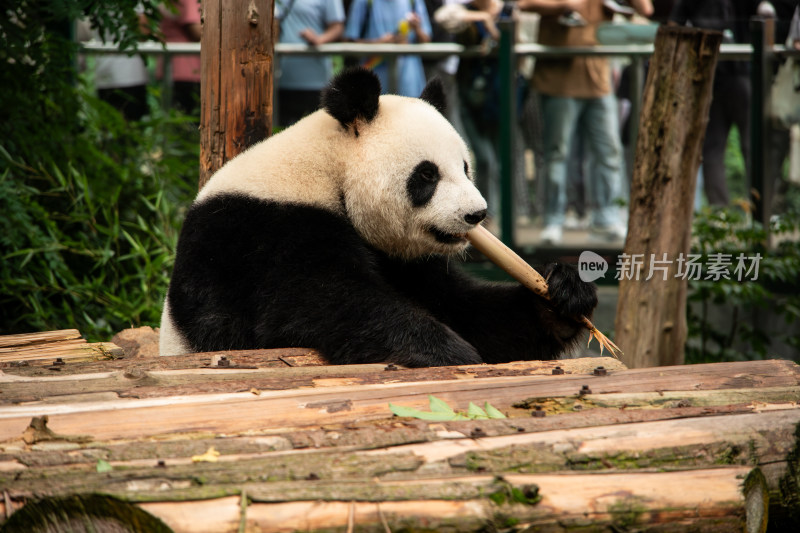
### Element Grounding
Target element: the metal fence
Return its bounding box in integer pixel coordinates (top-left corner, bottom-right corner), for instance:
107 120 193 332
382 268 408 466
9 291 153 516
79 20 793 245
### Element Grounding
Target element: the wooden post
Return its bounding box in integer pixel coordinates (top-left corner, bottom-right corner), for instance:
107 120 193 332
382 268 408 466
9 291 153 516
199 0 275 189
614 26 721 368
750 16 775 229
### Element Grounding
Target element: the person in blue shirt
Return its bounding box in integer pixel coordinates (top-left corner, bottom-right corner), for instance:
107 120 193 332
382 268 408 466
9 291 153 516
276 0 346 127
344 0 433 97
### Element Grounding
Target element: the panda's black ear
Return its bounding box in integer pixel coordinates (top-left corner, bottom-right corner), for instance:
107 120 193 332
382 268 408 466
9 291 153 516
321 67 381 131
419 77 447 116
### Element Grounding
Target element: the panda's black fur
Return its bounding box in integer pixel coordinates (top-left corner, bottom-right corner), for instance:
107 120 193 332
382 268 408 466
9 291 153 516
161 68 597 366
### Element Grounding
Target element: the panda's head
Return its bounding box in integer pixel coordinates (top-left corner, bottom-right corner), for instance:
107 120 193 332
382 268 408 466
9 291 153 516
321 68 488 259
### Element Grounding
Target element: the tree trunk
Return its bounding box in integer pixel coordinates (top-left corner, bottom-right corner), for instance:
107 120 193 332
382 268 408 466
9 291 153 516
199 0 275 189
615 26 722 368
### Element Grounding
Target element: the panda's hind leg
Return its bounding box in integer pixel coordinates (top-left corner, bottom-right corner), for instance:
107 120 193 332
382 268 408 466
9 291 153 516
158 296 192 356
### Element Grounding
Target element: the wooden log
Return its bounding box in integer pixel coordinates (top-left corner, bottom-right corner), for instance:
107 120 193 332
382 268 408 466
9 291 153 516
199 0 274 188
0 346 325 375
0 405 750 467
10 468 751 533
0 330 81 349
0 360 796 442
246 470 769 533
0 356 626 403
1 358 796 531
2 407 797 500
615 26 722 368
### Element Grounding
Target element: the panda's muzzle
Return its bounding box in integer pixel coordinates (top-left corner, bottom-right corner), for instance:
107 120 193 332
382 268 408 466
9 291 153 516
429 227 468 245
429 210 486 244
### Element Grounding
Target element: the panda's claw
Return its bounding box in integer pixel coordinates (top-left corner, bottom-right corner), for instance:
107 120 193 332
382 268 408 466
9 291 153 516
543 262 598 319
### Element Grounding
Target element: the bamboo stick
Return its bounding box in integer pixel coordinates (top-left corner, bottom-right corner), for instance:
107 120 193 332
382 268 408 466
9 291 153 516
467 225 622 357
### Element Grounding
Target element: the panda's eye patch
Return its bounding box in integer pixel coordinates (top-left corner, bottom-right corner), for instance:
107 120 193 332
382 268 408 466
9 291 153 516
407 160 440 207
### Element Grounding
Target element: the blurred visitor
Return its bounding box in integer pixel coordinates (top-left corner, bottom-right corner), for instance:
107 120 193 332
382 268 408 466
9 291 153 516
344 0 433 96
423 0 468 137
439 0 531 221
159 0 202 115
77 12 149 122
669 0 758 207
518 0 653 245
275 0 345 127
765 1 800 215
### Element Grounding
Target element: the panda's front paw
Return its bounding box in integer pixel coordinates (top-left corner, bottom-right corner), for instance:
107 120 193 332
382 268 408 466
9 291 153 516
543 262 598 319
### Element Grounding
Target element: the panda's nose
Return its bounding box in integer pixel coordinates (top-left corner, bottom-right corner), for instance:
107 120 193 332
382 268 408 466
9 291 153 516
464 209 487 225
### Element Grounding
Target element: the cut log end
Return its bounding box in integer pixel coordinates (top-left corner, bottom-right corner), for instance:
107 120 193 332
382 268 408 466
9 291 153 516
744 469 769 533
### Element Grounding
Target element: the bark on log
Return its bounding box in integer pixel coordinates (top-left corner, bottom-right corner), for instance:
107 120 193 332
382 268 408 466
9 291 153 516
615 26 722 368
199 0 274 188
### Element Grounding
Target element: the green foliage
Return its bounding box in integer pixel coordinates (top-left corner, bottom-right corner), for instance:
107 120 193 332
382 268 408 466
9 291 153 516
686 207 800 363
0 1 196 341
0 1 164 168
389 395 507 421
0 90 197 340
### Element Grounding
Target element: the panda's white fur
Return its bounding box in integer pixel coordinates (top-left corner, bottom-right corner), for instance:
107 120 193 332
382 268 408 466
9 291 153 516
160 68 597 365
195 94 486 259
159 297 189 356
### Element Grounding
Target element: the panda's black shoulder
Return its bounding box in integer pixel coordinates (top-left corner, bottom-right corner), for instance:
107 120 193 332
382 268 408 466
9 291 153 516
173 193 369 272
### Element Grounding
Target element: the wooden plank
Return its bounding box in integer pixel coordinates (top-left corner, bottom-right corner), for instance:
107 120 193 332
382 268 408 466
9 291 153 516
0 342 123 364
0 329 123 364
0 330 82 349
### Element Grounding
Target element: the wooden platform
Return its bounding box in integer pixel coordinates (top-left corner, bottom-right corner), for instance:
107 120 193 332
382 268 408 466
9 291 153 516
1 329 799 532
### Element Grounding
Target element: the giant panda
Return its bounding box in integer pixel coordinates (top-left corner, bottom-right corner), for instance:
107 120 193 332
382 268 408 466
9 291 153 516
159 67 597 366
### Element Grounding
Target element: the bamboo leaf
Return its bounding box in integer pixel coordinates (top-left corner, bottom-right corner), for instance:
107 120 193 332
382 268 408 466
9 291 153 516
467 402 488 419
389 403 457 421
428 395 455 414
484 402 507 419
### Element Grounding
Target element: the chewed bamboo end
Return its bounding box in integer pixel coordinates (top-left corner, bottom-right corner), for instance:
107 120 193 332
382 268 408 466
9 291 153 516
587 327 623 359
